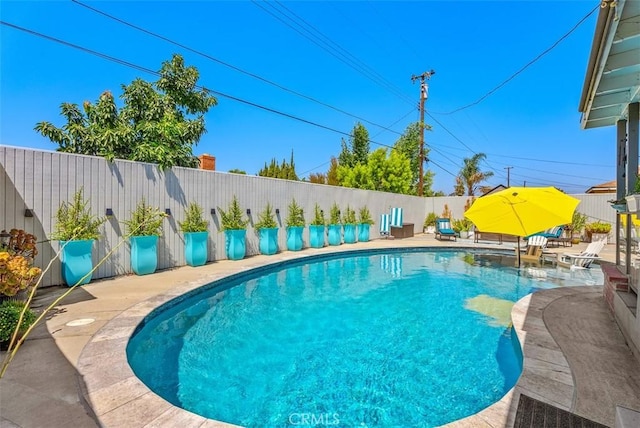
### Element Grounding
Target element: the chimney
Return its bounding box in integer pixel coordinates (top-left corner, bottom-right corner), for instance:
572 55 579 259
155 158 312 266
198 154 216 171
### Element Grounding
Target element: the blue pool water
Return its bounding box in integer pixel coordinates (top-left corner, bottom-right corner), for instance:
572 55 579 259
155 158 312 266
127 249 601 427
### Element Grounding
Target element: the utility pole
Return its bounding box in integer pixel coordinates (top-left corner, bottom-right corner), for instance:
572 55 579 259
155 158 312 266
504 166 513 187
411 70 435 196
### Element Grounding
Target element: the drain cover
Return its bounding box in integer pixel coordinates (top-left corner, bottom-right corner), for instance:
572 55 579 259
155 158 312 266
65 318 95 327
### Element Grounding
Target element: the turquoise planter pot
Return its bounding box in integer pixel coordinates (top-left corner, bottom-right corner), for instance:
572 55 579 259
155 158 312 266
328 224 342 246
309 225 325 248
130 235 158 275
259 228 279 255
287 226 304 251
60 240 94 286
343 224 357 244
358 223 371 242
184 231 208 267
225 229 246 260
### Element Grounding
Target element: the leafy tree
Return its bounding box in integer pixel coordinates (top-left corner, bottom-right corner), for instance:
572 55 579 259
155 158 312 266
338 122 369 168
366 148 413 194
338 138 354 168
228 169 246 174
337 148 413 194
456 153 494 196
337 163 371 190
257 151 299 180
393 122 440 196
326 157 340 186
453 176 466 196
309 173 327 184
35 54 217 169
421 171 445 197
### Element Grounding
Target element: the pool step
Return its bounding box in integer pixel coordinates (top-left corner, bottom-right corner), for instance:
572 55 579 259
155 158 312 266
602 264 629 312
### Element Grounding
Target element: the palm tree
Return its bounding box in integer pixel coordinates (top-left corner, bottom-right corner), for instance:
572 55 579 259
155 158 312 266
457 153 494 196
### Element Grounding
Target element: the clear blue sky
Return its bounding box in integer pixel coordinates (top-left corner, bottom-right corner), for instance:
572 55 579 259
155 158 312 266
1 0 615 194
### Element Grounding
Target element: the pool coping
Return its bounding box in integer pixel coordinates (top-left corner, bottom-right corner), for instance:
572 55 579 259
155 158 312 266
76 244 589 427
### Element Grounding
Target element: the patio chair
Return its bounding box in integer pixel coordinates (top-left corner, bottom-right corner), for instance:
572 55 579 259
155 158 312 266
435 218 457 241
558 241 605 269
527 225 564 240
519 235 548 264
390 207 403 228
380 214 391 238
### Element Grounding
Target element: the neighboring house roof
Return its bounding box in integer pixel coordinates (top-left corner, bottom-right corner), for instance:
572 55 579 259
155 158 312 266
586 179 617 193
578 0 640 129
480 184 507 196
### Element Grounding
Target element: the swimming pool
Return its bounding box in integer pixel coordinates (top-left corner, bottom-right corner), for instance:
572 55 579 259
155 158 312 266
127 249 600 427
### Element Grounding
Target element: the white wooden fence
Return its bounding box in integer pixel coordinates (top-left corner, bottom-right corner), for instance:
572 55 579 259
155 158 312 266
0 146 616 287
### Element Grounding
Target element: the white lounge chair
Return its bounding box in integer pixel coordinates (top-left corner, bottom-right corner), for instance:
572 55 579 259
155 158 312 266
558 241 605 269
520 236 549 263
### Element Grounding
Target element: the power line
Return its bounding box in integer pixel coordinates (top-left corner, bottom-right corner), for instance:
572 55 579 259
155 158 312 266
0 20 405 147
427 139 607 192
70 0 405 136
299 108 420 177
428 158 457 178
430 141 611 168
251 0 415 106
433 4 599 115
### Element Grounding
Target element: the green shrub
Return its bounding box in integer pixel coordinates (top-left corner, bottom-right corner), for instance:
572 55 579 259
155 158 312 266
570 212 587 234
285 199 305 227
342 206 357 225
424 212 438 228
586 221 611 234
0 300 36 342
255 203 278 230
358 206 374 225
310 204 325 226
178 202 209 233
218 196 248 231
452 218 473 233
123 198 167 236
51 188 105 241
329 203 341 225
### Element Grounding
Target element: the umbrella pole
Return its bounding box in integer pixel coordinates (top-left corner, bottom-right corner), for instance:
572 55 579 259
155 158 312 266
517 239 521 267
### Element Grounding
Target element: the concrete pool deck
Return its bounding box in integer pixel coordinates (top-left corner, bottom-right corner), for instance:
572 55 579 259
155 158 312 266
1 235 639 427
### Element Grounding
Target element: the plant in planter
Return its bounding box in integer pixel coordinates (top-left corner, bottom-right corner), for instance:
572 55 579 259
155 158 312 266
342 206 358 244
327 203 342 246
0 300 36 349
423 212 438 234
255 203 279 255
0 229 41 298
569 211 587 244
51 188 105 286
178 202 209 267
123 199 167 275
358 206 374 242
309 204 326 248
585 221 612 244
452 218 473 239
218 196 249 260
285 199 305 251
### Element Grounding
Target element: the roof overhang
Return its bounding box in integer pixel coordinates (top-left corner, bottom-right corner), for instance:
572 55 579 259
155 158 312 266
579 0 640 129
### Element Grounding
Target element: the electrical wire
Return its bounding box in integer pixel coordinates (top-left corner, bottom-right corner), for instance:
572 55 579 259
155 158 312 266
70 0 406 136
300 108 418 176
433 4 599 115
251 0 415 107
0 20 405 146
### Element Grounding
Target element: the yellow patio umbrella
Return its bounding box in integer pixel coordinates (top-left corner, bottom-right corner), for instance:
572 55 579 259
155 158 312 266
464 186 580 265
